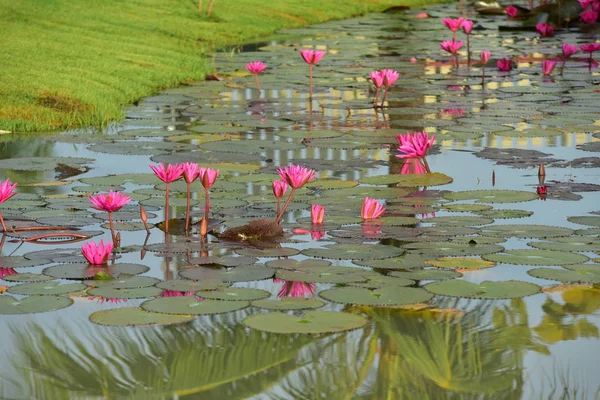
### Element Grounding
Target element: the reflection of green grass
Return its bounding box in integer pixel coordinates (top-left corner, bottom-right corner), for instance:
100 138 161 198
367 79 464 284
1 0 446 132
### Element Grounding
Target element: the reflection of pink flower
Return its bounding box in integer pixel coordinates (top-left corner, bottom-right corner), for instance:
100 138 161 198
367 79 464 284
311 230 325 240
536 23 554 37
278 281 316 298
542 60 557 75
400 158 428 175
361 197 386 220
91 297 127 304
537 186 548 195
88 191 131 213
161 290 196 297
362 224 382 236
82 240 113 265
581 43 600 53
311 204 324 224
461 20 474 34
506 6 518 17
299 50 326 65
497 58 513 71
442 108 465 118
245 61 267 74
421 212 437 219
396 131 436 158
276 164 316 189
0 268 17 279
442 17 466 32
580 9 599 23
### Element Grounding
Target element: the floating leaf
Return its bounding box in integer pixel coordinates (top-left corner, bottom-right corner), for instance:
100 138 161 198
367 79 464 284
476 209 533 219
422 216 494 226
444 190 538 203
425 280 540 299
319 286 433 306
353 254 435 270
302 244 404 260
482 250 589 266
389 269 462 280
403 242 504 256
0 295 73 314
567 216 600 227
142 297 248 315
479 225 574 238
528 265 600 283
179 265 274 282
43 263 149 280
234 248 300 258
2 273 54 282
84 276 160 289
251 297 325 310
88 287 163 299
197 287 270 301
242 311 368 334
528 237 600 252
156 280 225 292
8 282 86 296
425 257 496 271
360 173 453 187
89 308 194 327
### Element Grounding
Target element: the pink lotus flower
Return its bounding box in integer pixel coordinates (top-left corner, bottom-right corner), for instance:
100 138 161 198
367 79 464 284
442 108 465 118
395 131 436 158
0 268 17 279
410 57 417 63
506 6 518 18
542 60 557 75
198 167 219 189
578 0 595 8
536 23 554 37
276 164 316 189
272 179 288 199
381 69 399 86
497 58 513 71
277 280 316 298
370 70 384 88
400 158 428 175
440 40 464 54
442 17 465 33
480 51 491 65
0 179 17 204
299 49 326 65
562 43 578 58
361 197 386 220
581 43 600 53
81 240 113 265
245 61 267 74
311 204 324 224
581 9 599 23
181 162 199 184
88 190 131 213
461 20 474 34
150 163 184 183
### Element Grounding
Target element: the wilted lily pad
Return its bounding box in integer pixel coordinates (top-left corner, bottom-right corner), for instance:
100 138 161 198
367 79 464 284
142 297 248 315
424 280 540 299
251 297 325 310
242 311 368 334
482 250 589 266
89 308 194 327
319 286 433 306
0 295 73 314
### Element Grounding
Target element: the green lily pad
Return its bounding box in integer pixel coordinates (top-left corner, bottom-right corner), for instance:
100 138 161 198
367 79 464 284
528 237 600 252
424 257 496 271
276 130 345 139
242 311 368 334
476 209 533 219
302 244 404 260
89 307 194 327
187 256 258 267
142 297 248 315
389 269 462 280
83 276 160 289
275 266 370 284
443 204 494 212
444 190 539 203
2 273 54 282
8 282 86 296
43 263 149 280
319 286 433 306
422 216 494 226
425 280 541 299
567 216 600 227
265 259 331 270
528 265 600 283
403 242 504 256
197 287 270 301
482 250 589 266
353 254 435 270
156 280 224 292
479 225 574 238
88 287 163 299
0 295 73 314
234 248 300 258
251 297 325 310
360 173 453 187
179 265 275 282
306 179 358 190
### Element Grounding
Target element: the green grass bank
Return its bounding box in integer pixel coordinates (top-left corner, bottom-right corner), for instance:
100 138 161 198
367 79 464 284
1 0 440 132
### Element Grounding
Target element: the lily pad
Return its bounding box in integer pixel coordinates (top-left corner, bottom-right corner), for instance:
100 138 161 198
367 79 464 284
567 216 600 227
2 273 54 282
8 282 86 296
197 287 270 301
360 173 453 187
476 209 533 219
242 311 368 334
424 280 541 299
319 286 433 306
528 237 600 252
89 308 194 327
156 280 225 292
528 265 600 283
425 257 496 271
88 287 163 299
43 263 149 280
0 295 73 314
482 250 589 266
179 265 275 282
142 297 248 315
479 225 574 238
251 297 325 310
403 242 504 256
83 276 160 289
444 190 538 203
353 254 435 270
389 269 462 280
302 244 404 260
234 248 300 258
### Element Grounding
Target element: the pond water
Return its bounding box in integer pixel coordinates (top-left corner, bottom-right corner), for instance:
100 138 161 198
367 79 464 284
1 3 600 399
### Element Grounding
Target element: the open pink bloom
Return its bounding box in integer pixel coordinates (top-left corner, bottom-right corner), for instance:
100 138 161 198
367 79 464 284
581 43 600 53
580 9 599 23
536 23 554 37
381 69 399 86
562 43 578 58
440 40 464 54
0 178 18 204
311 204 324 224
579 0 596 8
497 58 513 71
395 131 436 158
461 20 474 34
245 61 267 74
81 240 113 265
198 167 219 189
442 108 465 118
181 162 199 184
88 190 131 213
299 49 326 65
0 268 17 279
278 281 316 298
272 179 288 199
150 163 184 183
542 60 557 75
442 17 466 32
276 164 316 189
480 50 491 65
370 70 384 88
361 196 386 220
400 158 428 175
506 6 518 17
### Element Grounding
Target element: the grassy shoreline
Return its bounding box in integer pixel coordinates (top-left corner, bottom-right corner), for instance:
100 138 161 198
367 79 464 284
1 0 442 133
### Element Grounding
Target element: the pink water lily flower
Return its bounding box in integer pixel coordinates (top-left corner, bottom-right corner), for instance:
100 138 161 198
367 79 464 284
562 43 578 58
0 268 17 279
461 20 474 34
150 163 184 183
0 179 17 204
361 197 386 220
311 205 324 224
245 61 267 74
82 240 113 265
88 190 131 213
299 49 326 65
396 131 436 158
536 23 554 37
381 69 399 86
272 179 288 199
440 40 464 54
442 17 466 39
581 43 600 53
497 58 513 71
198 167 219 189
277 280 317 298
542 60 557 75
276 164 316 189
181 162 199 184
370 70 384 88
581 9 599 23
506 6 518 18
578 0 596 8
480 51 491 65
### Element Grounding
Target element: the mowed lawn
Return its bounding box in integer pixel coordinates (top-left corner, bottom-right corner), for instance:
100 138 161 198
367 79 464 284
1 0 439 132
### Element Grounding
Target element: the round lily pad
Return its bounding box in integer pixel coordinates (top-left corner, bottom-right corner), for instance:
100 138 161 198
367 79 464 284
197 287 270 301
424 257 496 271
142 297 248 315
179 265 275 282
187 256 258 267
319 286 433 306
482 250 589 266
242 311 368 334
389 269 462 280
84 276 160 289
2 273 54 282
234 248 300 258
8 282 86 296
475 209 533 219
424 280 540 299
478 225 574 239
567 216 600 227
528 265 600 283
444 190 538 203
88 287 163 299
422 216 494 226
0 256 51 269
302 244 405 260
353 254 435 270
360 173 453 187
0 295 73 314
443 204 494 212
156 280 224 292
275 266 370 284
528 237 600 252
89 307 194 327
403 242 504 256
265 259 331 270
43 263 149 280
251 297 325 310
